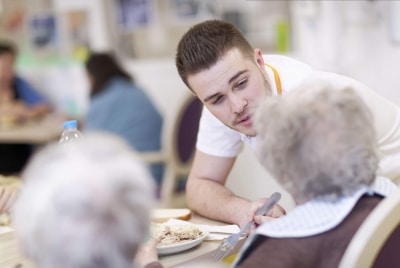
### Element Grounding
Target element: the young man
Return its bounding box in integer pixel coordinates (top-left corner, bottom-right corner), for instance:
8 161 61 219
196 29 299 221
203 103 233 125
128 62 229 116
175 19 400 228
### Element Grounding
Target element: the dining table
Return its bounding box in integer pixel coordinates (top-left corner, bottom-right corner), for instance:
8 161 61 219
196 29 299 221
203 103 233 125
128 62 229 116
0 211 245 268
0 113 66 144
158 213 245 268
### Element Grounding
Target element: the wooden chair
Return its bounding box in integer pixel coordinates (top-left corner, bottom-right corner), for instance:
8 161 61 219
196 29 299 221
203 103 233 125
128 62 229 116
139 91 202 208
339 191 400 268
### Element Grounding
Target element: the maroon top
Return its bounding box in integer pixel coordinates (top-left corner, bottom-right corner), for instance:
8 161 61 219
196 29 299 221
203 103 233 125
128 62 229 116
236 195 382 268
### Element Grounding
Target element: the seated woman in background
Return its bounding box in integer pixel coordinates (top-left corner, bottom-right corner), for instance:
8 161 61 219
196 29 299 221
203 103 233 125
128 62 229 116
0 40 51 175
84 52 163 192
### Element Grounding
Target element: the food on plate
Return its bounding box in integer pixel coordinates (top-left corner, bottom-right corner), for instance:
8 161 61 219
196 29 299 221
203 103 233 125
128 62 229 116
151 208 191 223
151 220 203 246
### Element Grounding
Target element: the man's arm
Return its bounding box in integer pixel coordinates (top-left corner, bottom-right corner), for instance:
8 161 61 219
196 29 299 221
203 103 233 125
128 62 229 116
186 150 286 228
186 150 255 227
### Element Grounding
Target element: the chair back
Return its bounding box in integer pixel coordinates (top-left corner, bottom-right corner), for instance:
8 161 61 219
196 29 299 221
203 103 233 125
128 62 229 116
339 191 400 268
169 92 202 173
143 91 202 207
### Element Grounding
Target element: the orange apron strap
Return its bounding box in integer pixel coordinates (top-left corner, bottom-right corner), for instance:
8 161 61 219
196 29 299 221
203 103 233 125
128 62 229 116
265 64 282 96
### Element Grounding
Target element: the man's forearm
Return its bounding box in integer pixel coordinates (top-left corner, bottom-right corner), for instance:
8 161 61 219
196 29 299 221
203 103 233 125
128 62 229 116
186 178 252 226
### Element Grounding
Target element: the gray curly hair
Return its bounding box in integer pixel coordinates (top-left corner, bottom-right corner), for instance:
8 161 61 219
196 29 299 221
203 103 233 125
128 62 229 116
255 81 378 204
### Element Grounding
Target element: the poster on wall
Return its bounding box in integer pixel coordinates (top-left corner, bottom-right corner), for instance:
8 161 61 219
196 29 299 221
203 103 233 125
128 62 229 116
0 8 25 40
169 0 218 23
63 10 89 61
0 0 26 55
115 0 151 32
27 12 58 55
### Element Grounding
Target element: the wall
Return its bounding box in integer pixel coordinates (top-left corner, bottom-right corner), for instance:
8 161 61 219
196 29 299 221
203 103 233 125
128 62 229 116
123 58 188 115
290 1 400 105
19 63 88 118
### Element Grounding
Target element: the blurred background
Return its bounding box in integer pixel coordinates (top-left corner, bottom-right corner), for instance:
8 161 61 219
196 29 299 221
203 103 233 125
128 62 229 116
1 0 400 208
2 0 400 116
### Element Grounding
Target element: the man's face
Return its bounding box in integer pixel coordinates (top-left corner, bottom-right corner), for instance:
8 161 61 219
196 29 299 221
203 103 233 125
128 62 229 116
188 48 272 137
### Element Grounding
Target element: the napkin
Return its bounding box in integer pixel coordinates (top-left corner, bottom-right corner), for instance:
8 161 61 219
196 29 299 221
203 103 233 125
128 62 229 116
196 224 240 240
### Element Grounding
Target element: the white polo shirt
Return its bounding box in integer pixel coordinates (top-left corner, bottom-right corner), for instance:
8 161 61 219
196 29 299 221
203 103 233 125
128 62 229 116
196 55 400 183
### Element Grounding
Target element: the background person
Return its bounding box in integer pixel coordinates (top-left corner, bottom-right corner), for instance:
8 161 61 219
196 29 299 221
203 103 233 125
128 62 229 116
0 40 51 175
12 133 163 268
233 83 399 268
175 19 400 228
84 52 164 193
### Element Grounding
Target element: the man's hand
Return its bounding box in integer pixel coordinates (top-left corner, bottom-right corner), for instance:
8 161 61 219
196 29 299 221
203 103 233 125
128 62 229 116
248 197 286 227
0 186 18 213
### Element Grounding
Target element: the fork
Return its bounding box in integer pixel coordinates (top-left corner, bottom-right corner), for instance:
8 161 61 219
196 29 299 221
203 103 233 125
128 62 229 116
213 192 282 261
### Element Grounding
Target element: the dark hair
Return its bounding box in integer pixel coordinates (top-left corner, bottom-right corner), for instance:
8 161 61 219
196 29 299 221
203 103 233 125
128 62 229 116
175 19 254 90
85 52 133 96
0 40 18 56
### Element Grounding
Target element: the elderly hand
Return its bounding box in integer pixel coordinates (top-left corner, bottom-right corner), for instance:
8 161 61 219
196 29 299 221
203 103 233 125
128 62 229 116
134 239 159 268
0 186 18 213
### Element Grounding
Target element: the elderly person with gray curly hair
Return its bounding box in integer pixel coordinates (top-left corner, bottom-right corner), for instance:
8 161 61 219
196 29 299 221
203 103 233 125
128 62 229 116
232 79 399 268
12 133 163 268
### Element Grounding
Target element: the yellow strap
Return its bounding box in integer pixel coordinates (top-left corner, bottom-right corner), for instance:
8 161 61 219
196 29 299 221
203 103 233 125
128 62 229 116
222 253 238 264
265 63 282 96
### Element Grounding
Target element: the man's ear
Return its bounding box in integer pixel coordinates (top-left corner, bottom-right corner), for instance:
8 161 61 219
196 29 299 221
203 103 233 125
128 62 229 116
254 48 265 68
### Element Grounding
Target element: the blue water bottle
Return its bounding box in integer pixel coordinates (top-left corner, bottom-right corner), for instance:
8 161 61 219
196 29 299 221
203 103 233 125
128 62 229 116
59 120 83 144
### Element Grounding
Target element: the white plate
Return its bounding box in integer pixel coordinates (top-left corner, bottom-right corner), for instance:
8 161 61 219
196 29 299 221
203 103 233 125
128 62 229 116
157 226 209 255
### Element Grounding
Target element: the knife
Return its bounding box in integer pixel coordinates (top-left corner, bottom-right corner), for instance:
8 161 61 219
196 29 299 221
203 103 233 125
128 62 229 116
256 192 282 217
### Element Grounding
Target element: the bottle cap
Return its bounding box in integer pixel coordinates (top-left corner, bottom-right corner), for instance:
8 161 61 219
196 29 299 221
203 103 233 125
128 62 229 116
63 120 78 129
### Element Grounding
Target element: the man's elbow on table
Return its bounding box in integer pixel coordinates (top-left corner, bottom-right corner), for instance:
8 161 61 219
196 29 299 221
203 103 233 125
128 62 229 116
185 175 203 211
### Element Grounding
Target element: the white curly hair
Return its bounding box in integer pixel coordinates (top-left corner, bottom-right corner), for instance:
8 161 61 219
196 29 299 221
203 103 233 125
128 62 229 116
12 132 155 268
255 79 378 204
